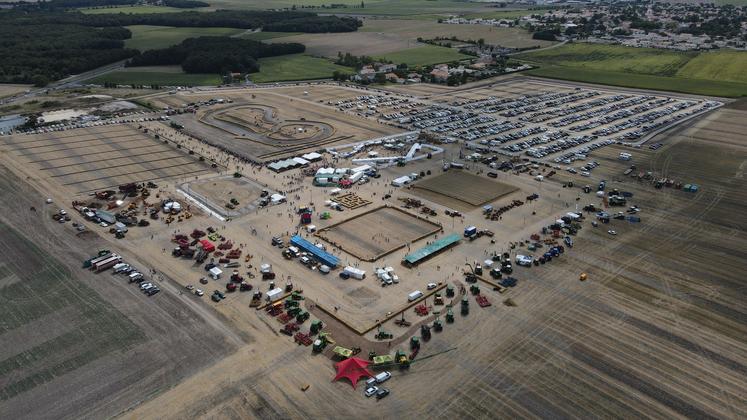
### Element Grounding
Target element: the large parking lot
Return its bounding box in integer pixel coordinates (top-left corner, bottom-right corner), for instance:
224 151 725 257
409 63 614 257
332 79 721 166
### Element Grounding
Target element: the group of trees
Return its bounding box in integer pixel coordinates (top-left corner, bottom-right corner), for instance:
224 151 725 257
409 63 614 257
127 37 305 74
0 6 362 85
14 9 361 32
532 29 559 41
24 0 208 8
334 52 376 69
162 0 209 8
0 18 136 85
264 16 361 32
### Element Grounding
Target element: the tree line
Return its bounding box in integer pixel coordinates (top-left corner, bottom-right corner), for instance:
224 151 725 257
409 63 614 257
0 18 137 85
11 9 361 32
127 37 306 74
0 7 361 85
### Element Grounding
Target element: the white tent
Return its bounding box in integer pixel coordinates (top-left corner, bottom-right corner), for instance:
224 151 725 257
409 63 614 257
391 175 411 187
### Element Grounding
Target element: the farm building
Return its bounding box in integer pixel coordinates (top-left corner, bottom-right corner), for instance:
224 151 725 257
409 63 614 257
290 235 340 268
403 233 461 267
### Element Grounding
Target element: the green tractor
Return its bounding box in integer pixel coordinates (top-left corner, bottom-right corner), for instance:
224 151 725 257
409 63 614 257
284 299 299 309
375 325 394 340
296 311 310 323
396 350 411 369
310 319 323 334
433 316 443 332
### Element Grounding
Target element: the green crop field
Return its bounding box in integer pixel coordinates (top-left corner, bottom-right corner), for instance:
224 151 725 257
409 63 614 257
250 54 353 83
80 5 189 14
525 65 747 98
676 50 747 84
238 31 302 41
0 222 145 400
91 66 221 86
518 43 747 98
376 45 472 66
124 25 245 51
520 43 695 76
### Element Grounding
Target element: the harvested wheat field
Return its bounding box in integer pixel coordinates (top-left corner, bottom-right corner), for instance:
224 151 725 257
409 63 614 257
0 124 215 195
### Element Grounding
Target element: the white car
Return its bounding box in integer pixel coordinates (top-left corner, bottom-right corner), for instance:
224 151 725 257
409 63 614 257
139 282 153 290
607 230 617 236
426 282 437 290
364 386 379 397
195 289 204 296
186 284 194 291
515 255 533 267
99 222 109 227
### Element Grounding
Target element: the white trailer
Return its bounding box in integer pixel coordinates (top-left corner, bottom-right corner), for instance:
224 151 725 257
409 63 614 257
266 287 284 302
408 290 424 301
343 266 366 280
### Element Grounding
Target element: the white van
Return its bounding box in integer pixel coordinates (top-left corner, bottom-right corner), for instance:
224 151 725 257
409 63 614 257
366 371 391 386
408 290 423 301
113 263 129 273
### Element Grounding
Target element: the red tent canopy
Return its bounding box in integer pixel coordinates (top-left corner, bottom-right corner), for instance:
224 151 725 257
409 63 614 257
332 357 372 389
199 239 215 253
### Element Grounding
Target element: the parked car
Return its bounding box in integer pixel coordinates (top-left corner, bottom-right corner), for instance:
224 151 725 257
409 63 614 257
195 289 204 296
376 388 390 399
365 386 379 397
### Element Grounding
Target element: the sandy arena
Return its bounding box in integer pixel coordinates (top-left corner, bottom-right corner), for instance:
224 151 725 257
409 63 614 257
316 206 443 261
412 171 520 209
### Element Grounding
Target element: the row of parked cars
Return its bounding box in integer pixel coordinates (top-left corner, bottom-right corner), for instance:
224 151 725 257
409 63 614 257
11 112 166 136
364 371 391 399
113 263 160 296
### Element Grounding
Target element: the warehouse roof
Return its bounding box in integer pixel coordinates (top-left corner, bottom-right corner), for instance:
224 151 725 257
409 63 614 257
403 233 461 266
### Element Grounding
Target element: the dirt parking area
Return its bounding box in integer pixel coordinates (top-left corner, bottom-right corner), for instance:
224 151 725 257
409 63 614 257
412 171 519 209
0 124 215 195
316 206 442 261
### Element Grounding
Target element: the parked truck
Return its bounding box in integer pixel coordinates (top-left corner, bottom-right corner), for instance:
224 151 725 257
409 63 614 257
93 254 122 272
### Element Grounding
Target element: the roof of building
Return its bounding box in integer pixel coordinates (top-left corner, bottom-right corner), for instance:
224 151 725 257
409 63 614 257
290 235 340 268
403 233 461 265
